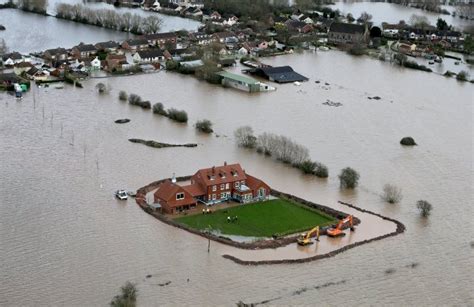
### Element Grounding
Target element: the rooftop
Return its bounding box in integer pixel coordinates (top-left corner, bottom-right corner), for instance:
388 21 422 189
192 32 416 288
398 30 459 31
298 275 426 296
217 71 259 85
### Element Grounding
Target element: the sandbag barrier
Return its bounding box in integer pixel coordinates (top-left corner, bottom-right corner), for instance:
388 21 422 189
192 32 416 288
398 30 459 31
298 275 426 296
221 201 406 265
135 177 405 264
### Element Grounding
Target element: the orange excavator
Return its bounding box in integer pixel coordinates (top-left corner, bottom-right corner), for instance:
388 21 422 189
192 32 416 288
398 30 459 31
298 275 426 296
297 226 320 246
327 215 355 237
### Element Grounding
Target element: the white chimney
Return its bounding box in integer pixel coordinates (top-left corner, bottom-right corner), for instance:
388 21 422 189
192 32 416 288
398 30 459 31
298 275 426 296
171 173 176 183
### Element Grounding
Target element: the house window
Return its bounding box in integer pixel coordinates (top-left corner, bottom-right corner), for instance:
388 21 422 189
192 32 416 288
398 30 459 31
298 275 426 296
235 182 240 188
212 185 217 192
220 184 225 190
212 194 216 200
176 192 184 200
225 183 229 189
220 192 227 199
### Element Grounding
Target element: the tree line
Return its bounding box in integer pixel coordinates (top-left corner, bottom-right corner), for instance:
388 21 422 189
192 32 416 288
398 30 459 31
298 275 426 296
55 3 162 34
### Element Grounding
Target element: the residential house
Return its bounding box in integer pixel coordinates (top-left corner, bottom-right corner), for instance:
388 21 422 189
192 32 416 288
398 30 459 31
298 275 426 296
328 22 369 45
122 38 149 51
105 54 129 72
210 11 221 20
189 32 213 45
133 49 164 63
182 6 203 17
143 32 177 49
238 47 249 56
223 16 239 26
94 41 120 53
212 31 236 44
25 66 39 79
90 57 101 70
2 52 23 66
13 61 34 75
72 43 97 59
285 20 307 33
43 48 68 62
152 163 270 214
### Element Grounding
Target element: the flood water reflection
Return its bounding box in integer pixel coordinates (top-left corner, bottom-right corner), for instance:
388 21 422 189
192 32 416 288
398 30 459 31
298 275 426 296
0 50 472 306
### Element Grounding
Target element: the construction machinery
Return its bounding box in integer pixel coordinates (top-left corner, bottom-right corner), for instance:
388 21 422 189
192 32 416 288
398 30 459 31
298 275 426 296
327 215 355 237
297 226 320 246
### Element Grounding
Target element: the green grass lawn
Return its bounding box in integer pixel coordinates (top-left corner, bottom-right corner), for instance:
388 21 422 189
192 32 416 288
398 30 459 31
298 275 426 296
175 198 336 237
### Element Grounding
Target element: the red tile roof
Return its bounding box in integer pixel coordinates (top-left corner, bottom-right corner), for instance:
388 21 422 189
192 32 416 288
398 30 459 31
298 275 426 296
182 183 206 197
193 163 246 187
154 180 196 208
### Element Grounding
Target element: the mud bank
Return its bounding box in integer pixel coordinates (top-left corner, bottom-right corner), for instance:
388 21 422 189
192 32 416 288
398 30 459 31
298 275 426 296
221 202 405 265
135 177 359 250
129 138 197 148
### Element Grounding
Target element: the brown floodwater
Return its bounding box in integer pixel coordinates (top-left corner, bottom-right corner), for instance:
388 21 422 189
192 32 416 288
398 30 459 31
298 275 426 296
1 50 473 306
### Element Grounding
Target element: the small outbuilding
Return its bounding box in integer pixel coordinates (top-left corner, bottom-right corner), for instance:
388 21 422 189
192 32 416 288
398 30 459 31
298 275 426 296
217 71 261 92
250 66 308 83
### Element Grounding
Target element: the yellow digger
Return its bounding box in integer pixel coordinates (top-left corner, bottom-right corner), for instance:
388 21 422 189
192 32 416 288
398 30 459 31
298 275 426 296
297 226 320 246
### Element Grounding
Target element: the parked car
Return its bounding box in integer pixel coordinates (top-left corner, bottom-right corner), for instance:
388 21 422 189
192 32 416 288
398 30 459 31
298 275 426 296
115 190 128 200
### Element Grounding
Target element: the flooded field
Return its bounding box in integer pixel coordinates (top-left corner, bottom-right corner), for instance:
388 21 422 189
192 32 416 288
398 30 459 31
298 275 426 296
0 8 200 54
0 50 473 306
331 1 472 31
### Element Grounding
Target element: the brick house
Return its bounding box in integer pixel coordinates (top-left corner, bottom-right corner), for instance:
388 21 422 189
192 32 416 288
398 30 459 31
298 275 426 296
72 43 97 59
153 163 271 214
142 32 177 49
43 48 68 62
122 38 149 51
94 41 120 52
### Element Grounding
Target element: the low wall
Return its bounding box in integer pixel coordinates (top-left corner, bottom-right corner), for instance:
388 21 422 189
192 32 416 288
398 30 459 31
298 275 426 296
135 176 359 250
222 201 405 265
135 177 406 265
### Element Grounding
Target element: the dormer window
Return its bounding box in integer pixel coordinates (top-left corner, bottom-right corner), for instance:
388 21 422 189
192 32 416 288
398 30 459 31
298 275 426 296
176 192 184 200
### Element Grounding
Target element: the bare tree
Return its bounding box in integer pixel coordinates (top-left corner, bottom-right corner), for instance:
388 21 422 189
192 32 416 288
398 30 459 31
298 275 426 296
142 15 162 34
409 14 431 28
358 11 372 24
120 12 133 31
234 126 257 148
381 184 403 204
0 39 8 54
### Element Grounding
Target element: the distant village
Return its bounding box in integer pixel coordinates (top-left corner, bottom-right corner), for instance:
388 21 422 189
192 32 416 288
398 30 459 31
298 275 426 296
1 0 473 93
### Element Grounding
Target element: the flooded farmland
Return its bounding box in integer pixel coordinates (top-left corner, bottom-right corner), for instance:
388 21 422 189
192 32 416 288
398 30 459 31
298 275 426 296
0 49 473 306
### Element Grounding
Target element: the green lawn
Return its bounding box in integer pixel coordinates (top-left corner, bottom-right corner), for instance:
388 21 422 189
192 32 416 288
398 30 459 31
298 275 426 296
175 198 336 237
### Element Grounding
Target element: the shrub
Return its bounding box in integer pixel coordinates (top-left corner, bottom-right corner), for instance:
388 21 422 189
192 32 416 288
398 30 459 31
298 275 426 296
95 82 107 94
456 70 469 81
234 126 257 148
400 137 417 146
348 44 365 56
299 160 316 174
167 108 188 123
152 102 167 115
382 184 403 204
416 200 432 217
314 162 329 178
195 119 213 133
128 93 142 105
166 60 179 71
443 70 454 77
338 167 360 189
128 94 150 109
140 100 151 109
110 281 137 307
118 90 128 101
